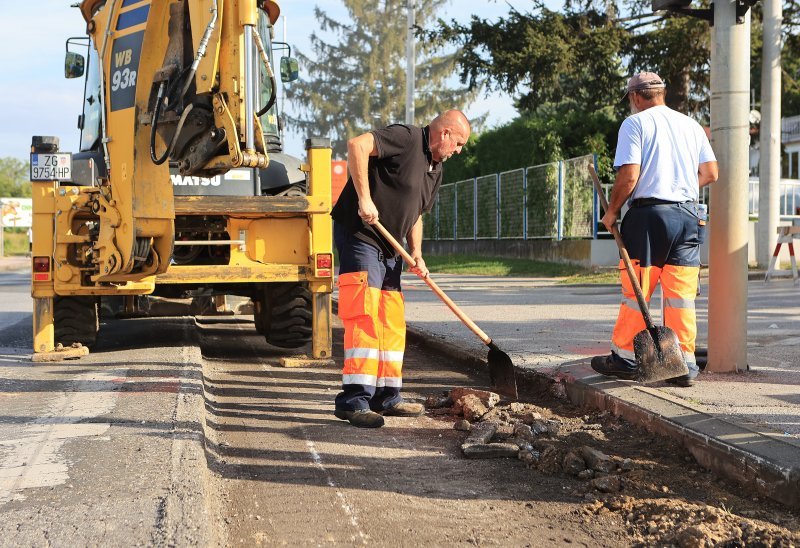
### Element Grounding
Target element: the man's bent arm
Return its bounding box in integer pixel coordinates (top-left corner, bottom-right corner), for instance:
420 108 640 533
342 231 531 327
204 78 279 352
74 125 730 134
698 161 719 188
347 132 380 223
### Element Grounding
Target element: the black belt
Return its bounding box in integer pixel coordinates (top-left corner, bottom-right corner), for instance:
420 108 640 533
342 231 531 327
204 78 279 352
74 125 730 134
629 198 688 208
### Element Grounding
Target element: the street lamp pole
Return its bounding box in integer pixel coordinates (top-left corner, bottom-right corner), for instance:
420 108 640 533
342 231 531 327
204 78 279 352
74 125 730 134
405 0 415 125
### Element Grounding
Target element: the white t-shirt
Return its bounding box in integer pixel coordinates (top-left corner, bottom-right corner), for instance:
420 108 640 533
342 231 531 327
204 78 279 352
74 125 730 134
613 105 716 202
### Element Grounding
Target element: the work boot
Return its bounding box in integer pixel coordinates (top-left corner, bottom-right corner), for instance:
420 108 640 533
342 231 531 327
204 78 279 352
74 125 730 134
334 409 385 428
590 354 637 381
665 375 696 387
381 401 425 417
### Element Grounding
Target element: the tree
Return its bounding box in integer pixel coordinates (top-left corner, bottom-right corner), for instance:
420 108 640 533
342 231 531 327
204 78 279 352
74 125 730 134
427 5 628 115
286 0 476 157
0 158 30 198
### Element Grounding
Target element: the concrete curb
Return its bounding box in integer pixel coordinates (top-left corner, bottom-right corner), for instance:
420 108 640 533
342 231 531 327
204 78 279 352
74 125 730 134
406 320 800 511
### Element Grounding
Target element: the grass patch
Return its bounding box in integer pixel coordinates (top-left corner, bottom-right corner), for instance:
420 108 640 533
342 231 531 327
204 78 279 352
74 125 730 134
422 254 618 283
2 229 29 256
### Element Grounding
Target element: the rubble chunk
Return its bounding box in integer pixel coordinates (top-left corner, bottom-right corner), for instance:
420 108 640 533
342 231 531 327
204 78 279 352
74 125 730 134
425 394 451 409
581 446 616 473
462 443 520 459
492 423 516 440
513 423 535 442
458 394 489 422
591 475 622 493
577 469 595 480
449 388 500 408
562 451 587 476
463 422 497 446
453 419 471 432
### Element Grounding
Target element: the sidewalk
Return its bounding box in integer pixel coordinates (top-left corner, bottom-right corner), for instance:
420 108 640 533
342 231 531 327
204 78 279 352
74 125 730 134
401 273 800 508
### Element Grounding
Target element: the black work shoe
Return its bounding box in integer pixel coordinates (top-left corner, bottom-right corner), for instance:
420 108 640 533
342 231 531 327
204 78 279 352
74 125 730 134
665 375 696 387
334 409 385 428
381 401 425 417
590 355 637 380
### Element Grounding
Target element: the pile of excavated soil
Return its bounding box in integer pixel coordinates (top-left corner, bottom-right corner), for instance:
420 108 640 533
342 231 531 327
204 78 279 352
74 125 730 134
425 388 800 546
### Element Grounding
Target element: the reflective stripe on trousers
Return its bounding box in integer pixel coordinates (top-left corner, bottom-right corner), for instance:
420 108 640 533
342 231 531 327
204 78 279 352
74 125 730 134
611 261 699 365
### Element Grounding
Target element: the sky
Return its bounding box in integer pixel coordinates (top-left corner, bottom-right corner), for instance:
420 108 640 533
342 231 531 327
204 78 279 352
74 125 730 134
0 0 553 161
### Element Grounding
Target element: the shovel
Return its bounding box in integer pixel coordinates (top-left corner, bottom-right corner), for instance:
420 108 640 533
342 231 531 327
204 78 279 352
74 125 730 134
588 164 689 383
370 221 518 399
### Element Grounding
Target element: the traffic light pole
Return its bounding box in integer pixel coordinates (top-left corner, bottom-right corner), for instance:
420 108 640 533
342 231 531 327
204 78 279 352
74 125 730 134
707 0 751 373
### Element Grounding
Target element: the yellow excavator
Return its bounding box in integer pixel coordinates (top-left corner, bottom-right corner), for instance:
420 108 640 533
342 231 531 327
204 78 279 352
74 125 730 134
30 0 333 361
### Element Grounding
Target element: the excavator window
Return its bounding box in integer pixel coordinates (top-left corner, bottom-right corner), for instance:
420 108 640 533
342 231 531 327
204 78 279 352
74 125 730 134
256 11 280 137
80 44 102 152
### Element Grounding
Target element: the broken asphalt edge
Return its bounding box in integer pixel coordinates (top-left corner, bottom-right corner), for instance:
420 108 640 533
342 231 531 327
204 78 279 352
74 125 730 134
404 322 800 511
160 319 219 546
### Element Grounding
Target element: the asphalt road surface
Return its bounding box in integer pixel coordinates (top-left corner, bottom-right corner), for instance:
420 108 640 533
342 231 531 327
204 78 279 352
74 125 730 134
0 268 797 546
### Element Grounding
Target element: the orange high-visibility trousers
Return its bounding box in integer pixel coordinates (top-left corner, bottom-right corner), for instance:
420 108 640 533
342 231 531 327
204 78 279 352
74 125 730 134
611 261 699 369
334 222 406 411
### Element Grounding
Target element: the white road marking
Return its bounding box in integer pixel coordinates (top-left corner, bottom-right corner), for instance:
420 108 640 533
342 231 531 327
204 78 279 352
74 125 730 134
0 366 118 504
304 439 368 545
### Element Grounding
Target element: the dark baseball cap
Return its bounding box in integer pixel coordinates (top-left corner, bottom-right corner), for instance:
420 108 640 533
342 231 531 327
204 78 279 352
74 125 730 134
622 72 666 100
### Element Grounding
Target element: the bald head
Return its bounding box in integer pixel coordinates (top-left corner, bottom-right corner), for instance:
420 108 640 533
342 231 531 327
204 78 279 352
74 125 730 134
431 110 471 135
428 110 471 163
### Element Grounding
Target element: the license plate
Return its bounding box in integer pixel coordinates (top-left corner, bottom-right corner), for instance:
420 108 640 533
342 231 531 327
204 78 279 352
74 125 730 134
30 153 72 181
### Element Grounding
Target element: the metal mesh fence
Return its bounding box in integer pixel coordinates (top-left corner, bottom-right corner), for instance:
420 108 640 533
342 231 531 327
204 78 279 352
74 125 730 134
476 174 498 239
525 163 559 239
427 155 598 241
499 169 525 238
437 183 456 240
561 155 595 238
455 179 475 239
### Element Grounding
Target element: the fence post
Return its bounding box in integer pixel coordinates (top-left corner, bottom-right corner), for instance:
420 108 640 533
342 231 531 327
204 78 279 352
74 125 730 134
523 168 528 241
453 182 458 240
473 178 478 240
495 174 500 239
556 161 564 241
435 196 440 240
592 154 599 240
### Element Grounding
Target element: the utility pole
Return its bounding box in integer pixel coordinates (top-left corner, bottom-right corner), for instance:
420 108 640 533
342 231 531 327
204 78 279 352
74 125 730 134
707 0 751 372
405 0 415 125
757 0 782 267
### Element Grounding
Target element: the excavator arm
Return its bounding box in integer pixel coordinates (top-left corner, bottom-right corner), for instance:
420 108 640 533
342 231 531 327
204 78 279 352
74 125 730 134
77 0 280 281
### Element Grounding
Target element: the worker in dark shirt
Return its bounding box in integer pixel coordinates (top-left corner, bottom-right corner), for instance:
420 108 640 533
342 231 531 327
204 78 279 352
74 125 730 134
331 110 471 428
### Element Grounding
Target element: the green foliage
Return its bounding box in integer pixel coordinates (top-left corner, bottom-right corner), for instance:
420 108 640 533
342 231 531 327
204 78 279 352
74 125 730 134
0 158 31 198
427 6 627 113
286 0 476 157
2 229 29 256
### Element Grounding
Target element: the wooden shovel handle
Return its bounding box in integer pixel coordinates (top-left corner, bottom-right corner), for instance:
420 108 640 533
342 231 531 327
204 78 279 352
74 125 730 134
371 221 492 346
588 164 655 330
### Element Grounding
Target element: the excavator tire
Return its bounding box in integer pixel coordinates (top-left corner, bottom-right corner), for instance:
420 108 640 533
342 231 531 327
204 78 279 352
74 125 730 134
262 282 312 349
54 296 99 348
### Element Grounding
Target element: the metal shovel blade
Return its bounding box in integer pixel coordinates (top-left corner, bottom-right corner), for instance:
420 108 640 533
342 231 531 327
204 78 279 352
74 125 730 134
488 342 518 400
633 326 689 383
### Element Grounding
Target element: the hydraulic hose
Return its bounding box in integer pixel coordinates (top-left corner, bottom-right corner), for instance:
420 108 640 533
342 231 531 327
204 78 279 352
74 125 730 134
252 30 278 118
150 87 194 166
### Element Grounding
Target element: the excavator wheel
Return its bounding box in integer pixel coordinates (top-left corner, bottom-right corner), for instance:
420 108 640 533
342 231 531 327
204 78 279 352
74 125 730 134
54 296 99 348
261 282 312 349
